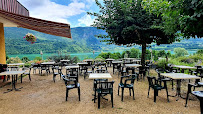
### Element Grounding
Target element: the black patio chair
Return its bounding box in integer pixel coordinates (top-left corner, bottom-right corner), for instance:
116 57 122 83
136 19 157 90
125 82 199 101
52 66 62 83
185 81 203 107
21 67 32 83
147 76 169 103
118 74 137 101
118 66 127 77
156 68 174 90
40 64 49 76
95 81 114 109
62 75 80 101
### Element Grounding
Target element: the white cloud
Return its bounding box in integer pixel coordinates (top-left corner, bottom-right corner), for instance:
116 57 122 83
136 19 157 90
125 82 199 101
78 14 95 26
18 0 85 24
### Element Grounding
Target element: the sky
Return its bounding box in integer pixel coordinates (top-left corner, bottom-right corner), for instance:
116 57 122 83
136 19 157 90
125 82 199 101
18 0 102 28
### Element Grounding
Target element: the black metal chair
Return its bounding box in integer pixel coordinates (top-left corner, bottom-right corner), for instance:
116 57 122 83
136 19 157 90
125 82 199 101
138 66 146 80
147 76 169 103
62 75 80 101
96 81 114 109
40 64 49 76
118 74 137 101
52 65 62 83
21 67 32 83
31 63 40 74
156 68 174 90
185 81 203 107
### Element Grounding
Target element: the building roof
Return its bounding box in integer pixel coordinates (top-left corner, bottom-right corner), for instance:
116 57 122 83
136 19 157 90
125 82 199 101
0 9 71 38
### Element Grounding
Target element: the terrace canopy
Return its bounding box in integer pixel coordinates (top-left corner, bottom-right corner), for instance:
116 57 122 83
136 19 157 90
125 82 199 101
0 0 71 64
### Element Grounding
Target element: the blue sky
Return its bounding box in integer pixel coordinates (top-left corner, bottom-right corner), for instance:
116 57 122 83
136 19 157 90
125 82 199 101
18 0 102 28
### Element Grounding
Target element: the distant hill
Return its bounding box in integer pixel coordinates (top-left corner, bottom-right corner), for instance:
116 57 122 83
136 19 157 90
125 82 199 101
4 27 203 55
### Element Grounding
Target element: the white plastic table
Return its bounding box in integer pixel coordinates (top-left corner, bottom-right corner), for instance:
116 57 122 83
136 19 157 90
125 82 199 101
0 71 25 93
125 64 141 68
89 73 112 79
160 73 200 100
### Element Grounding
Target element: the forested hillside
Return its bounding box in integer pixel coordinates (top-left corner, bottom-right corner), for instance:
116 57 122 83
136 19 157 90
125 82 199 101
4 27 203 55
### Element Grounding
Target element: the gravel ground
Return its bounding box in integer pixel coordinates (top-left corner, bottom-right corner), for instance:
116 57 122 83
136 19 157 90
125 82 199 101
0 67 201 114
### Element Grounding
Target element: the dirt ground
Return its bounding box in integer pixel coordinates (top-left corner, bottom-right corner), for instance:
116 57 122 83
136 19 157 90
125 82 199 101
0 67 201 114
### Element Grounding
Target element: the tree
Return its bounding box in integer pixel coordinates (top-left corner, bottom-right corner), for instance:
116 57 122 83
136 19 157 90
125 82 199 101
143 0 203 38
174 48 188 57
88 0 176 66
196 49 203 55
21 57 30 63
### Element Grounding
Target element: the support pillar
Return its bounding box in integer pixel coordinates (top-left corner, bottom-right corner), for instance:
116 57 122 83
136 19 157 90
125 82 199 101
0 23 6 64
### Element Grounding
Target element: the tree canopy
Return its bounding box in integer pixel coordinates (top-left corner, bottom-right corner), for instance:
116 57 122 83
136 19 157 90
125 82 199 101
143 0 203 38
88 0 177 66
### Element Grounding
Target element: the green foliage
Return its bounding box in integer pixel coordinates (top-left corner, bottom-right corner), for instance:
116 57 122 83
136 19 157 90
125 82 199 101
6 57 22 64
6 55 9 60
155 59 168 69
168 54 203 66
88 0 176 46
88 0 176 66
196 49 203 55
98 52 111 59
24 63 31 67
157 50 166 57
174 48 188 57
129 48 140 58
34 57 42 61
110 52 122 60
142 0 203 38
21 57 30 63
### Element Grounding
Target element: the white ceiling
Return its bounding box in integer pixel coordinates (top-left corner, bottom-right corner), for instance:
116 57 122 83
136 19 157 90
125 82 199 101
0 16 18 27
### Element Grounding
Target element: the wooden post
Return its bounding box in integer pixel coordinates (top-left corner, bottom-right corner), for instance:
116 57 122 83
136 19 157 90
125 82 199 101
0 23 6 64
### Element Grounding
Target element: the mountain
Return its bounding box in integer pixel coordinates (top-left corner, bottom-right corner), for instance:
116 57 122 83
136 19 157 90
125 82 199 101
4 27 203 55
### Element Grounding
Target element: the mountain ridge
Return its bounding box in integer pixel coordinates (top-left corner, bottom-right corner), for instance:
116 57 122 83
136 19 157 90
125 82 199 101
4 27 203 55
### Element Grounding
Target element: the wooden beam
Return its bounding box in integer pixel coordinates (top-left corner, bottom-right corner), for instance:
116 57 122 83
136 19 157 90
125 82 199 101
0 23 6 64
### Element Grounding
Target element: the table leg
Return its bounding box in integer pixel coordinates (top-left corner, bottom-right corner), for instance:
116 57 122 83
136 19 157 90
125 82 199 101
4 75 23 93
200 98 203 114
113 64 115 74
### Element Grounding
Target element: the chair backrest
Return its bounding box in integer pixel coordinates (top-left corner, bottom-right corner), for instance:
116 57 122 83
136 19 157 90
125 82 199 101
95 69 108 73
97 81 114 94
120 74 137 86
40 64 47 70
147 76 157 87
62 75 77 87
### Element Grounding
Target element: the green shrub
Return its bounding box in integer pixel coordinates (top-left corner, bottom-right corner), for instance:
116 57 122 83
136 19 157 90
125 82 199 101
174 48 188 57
155 59 168 69
34 57 42 61
196 49 203 55
21 57 30 63
6 57 22 64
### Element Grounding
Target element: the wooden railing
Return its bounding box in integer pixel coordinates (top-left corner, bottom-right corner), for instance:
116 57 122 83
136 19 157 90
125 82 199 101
0 0 29 16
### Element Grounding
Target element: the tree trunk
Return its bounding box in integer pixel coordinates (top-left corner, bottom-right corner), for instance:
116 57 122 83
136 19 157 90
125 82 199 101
141 43 146 67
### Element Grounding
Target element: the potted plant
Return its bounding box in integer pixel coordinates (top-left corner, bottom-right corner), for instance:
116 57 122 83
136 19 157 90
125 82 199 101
24 33 37 44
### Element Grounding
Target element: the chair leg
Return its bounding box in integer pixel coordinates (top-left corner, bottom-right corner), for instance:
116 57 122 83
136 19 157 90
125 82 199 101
165 87 169 102
78 87 80 101
172 80 174 90
21 74 22 83
28 74 31 81
53 75 55 83
185 91 190 107
147 87 150 98
111 93 113 108
121 88 124 101
118 86 120 96
154 89 157 103
132 88 135 100
129 88 131 96
66 88 68 101
98 93 101 109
